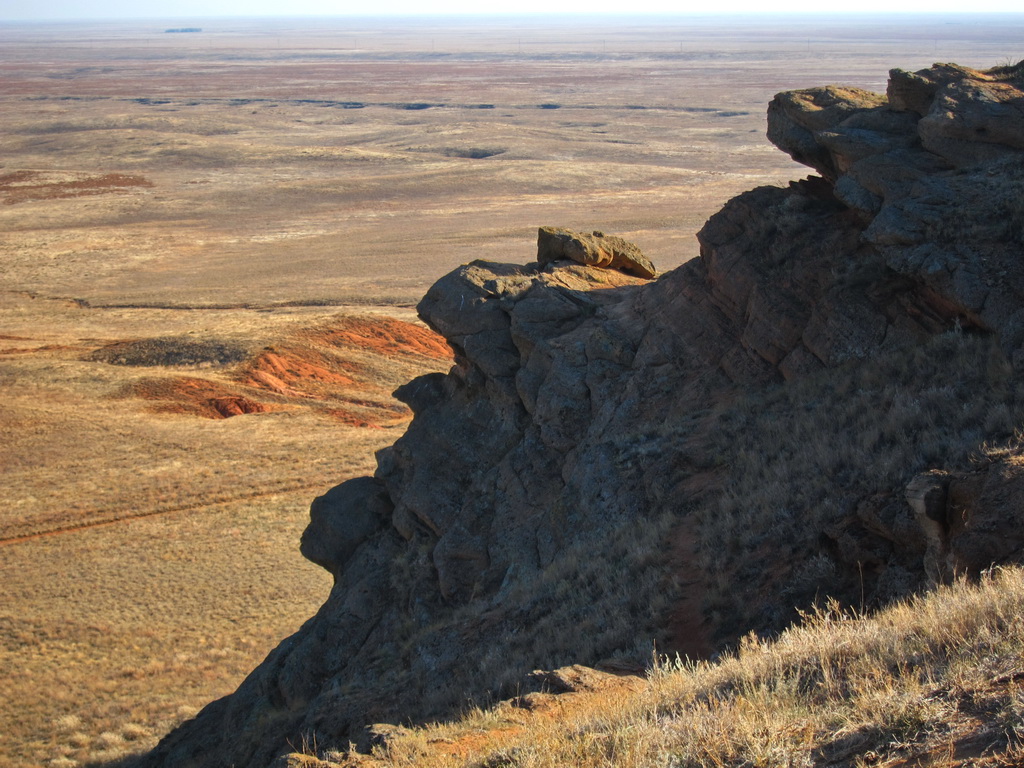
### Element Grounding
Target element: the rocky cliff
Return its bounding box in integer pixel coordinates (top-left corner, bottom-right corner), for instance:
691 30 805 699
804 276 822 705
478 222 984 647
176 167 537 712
141 61 1024 768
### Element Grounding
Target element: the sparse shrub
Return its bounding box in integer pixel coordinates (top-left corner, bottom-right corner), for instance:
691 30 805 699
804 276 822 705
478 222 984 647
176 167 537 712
120 723 151 741
87 337 249 367
53 714 81 732
441 147 506 159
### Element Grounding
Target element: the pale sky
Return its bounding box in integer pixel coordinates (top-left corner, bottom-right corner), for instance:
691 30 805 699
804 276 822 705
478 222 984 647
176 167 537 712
2 1 1023 21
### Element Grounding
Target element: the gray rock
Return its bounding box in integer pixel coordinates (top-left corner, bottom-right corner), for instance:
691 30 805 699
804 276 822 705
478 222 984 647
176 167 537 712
767 85 886 179
887 67 939 115
300 477 393 578
906 470 954 584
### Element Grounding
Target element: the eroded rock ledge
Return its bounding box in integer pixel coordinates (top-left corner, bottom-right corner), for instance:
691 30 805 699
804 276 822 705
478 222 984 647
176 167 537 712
142 62 1024 768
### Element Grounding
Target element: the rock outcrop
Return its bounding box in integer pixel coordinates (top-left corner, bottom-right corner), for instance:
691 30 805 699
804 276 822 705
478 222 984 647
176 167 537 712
767 62 1024 348
141 62 1024 768
536 226 658 279
905 452 1024 586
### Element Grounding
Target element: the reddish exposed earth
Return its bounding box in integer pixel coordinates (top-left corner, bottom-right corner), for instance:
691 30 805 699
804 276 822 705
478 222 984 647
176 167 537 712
240 349 360 397
121 315 453 424
304 316 454 360
128 376 272 419
0 170 153 205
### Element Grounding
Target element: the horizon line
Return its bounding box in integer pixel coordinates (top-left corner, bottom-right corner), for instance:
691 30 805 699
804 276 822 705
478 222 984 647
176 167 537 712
5 10 1024 23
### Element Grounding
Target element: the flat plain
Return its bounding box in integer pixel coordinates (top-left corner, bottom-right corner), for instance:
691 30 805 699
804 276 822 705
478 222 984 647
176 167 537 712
1 13 1022 768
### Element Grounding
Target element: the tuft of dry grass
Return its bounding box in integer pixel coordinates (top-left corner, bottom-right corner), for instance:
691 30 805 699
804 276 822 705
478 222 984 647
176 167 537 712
988 59 1024 82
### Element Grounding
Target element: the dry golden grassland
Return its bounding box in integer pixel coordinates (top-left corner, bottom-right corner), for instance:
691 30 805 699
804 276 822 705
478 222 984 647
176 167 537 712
4 492 334 768
2 14 1023 768
0 313 451 768
296 567 1024 768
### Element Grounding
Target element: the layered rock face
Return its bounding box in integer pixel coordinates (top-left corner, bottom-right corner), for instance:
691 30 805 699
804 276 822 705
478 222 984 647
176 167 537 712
767 63 1024 345
142 62 1024 768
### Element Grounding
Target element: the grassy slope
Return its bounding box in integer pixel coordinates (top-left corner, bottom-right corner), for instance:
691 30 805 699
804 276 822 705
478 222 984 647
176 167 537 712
293 566 1024 768
0 312 452 768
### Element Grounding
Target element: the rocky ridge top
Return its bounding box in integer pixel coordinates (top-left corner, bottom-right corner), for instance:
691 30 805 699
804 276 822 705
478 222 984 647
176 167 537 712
142 62 1024 768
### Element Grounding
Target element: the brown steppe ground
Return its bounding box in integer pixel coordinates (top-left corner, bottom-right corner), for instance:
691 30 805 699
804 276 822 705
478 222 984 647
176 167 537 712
1 14 1022 768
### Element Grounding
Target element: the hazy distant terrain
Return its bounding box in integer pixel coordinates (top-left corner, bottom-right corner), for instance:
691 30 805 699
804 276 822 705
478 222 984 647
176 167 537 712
1 14 1022 768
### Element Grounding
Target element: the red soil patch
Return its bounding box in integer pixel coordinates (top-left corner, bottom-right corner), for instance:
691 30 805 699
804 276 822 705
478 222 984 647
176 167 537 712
115 316 448 426
308 316 453 360
325 407 385 428
127 377 272 419
239 348 360 397
0 170 153 205
0 344 79 355
239 347 410 427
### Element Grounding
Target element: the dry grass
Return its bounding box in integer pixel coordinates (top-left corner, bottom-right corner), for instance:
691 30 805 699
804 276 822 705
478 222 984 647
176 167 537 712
0 307 449 540
988 59 1024 83
1 490 336 768
0 307 451 768
295 567 1024 768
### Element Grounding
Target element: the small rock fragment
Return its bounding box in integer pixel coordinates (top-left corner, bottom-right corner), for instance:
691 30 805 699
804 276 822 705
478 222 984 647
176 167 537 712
536 226 657 279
